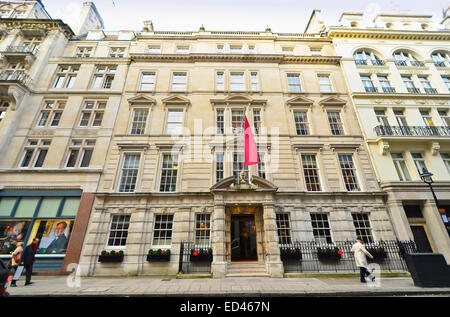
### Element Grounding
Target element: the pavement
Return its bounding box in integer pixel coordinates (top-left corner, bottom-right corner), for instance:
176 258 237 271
5 274 450 297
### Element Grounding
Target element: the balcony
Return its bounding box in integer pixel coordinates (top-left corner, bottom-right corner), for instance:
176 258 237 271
354 59 367 65
382 87 396 93
374 125 450 137
395 60 408 66
407 87 421 94
0 71 32 87
1 45 38 55
434 61 446 67
371 59 385 66
364 86 378 93
424 88 438 94
410 60 425 67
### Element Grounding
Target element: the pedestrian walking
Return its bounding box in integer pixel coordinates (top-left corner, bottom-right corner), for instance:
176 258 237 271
351 237 375 283
8 241 24 287
20 237 39 286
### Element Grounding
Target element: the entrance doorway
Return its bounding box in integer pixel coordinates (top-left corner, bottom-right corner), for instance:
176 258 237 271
410 225 433 253
230 214 257 261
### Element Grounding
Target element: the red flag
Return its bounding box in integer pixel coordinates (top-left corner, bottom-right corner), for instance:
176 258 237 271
244 116 259 166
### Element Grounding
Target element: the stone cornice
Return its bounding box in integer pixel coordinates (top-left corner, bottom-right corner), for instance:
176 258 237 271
327 27 450 41
351 92 450 102
0 18 74 38
48 57 131 65
130 53 341 65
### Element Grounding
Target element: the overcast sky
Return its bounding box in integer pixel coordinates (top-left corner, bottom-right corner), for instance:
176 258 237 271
42 0 449 33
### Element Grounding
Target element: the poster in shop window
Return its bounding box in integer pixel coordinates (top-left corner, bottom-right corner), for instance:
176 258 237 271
0 221 31 254
34 220 74 255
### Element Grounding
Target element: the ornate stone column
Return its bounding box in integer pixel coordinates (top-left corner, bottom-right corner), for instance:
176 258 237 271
263 203 283 278
211 202 227 278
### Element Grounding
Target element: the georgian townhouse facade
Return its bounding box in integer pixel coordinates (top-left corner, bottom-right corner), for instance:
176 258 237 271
307 10 450 263
73 22 397 277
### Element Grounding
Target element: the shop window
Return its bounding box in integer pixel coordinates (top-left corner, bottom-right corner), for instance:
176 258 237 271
0 220 32 254
34 220 74 254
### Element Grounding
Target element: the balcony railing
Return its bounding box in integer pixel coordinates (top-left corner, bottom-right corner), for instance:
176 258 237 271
434 61 446 67
395 60 408 66
2 45 38 55
407 87 421 94
424 87 438 94
382 86 396 93
410 60 425 67
374 125 450 137
354 59 367 65
371 59 385 66
0 71 32 87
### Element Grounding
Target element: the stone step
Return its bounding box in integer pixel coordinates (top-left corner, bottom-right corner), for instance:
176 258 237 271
226 273 271 278
226 262 268 276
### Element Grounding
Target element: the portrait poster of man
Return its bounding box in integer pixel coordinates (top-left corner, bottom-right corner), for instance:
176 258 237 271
35 220 73 254
0 220 31 254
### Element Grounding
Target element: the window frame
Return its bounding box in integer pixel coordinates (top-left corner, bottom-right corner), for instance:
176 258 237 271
152 214 174 248
78 100 107 128
117 153 142 193
65 139 96 169
158 153 179 193
91 65 116 89
106 214 131 249
338 153 360 192
310 213 333 244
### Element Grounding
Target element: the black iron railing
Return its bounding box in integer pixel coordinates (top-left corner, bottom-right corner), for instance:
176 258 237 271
410 60 425 67
407 87 421 93
424 88 438 94
434 61 446 67
179 241 212 274
371 59 385 66
382 86 396 93
374 125 450 137
281 240 418 273
364 86 378 93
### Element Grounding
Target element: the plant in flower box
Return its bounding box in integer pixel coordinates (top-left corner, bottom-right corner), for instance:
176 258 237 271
147 248 171 262
98 250 124 263
317 247 342 261
367 247 387 261
280 247 302 261
190 248 213 262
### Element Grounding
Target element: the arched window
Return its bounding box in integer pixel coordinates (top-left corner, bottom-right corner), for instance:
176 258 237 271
393 50 423 67
353 50 384 66
0 5 12 18
431 51 449 67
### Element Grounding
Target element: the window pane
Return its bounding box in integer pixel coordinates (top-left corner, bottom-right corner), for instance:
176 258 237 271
60 197 80 217
80 149 93 168
15 197 40 217
119 154 141 193
37 197 62 218
0 198 17 217
66 149 79 168
34 149 48 168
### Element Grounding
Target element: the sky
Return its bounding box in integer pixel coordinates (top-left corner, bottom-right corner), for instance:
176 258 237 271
41 0 449 33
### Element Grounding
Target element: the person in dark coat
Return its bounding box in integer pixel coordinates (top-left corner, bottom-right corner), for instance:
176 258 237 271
20 237 39 286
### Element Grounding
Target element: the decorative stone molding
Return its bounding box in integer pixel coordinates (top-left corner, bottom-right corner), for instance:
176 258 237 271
286 95 314 109
161 95 190 107
319 96 347 111
0 19 74 38
127 94 157 108
210 95 266 108
430 142 440 156
116 142 151 151
378 140 390 155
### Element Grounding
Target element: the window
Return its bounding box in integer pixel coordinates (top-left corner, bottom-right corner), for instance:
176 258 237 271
287 74 301 93
438 110 450 126
216 72 224 91
216 44 224 53
148 45 161 54
441 153 450 174
91 66 116 89
338 154 360 191
394 51 422 67
13 10 26 18
176 46 189 54
230 72 245 91
248 45 255 54
318 75 332 92
79 100 106 127
402 76 419 93
394 110 408 126
419 77 436 94
375 110 389 126
171 72 187 91
195 214 211 245
152 214 174 246
0 10 10 18
159 154 178 192
19 139 51 168
216 109 225 134
139 73 155 91
253 109 262 134
130 109 149 135
442 77 450 91
411 153 428 174
352 214 374 243
282 47 294 55
231 110 245 134
165 110 184 135
23 36 41 53
230 45 242 54
378 76 395 92
66 139 95 168
293 111 309 135
258 152 266 179
0 101 9 122
107 215 130 247
301 154 321 191
361 75 377 92
118 154 141 193
216 153 224 182
53 65 79 89
391 153 411 181
36 100 66 127
431 52 449 67
327 111 344 135
233 152 248 180
311 213 332 244
75 47 92 58
250 72 259 91
420 110 435 127
276 213 292 245
109 47 125 58
353 50 384 65
310 49 322 56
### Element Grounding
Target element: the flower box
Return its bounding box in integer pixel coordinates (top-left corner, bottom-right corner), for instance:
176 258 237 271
280 248 302 261
147 249 171 262
98 250 124 263
367 248 387 261
317 248 342 261
190 248 213 262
